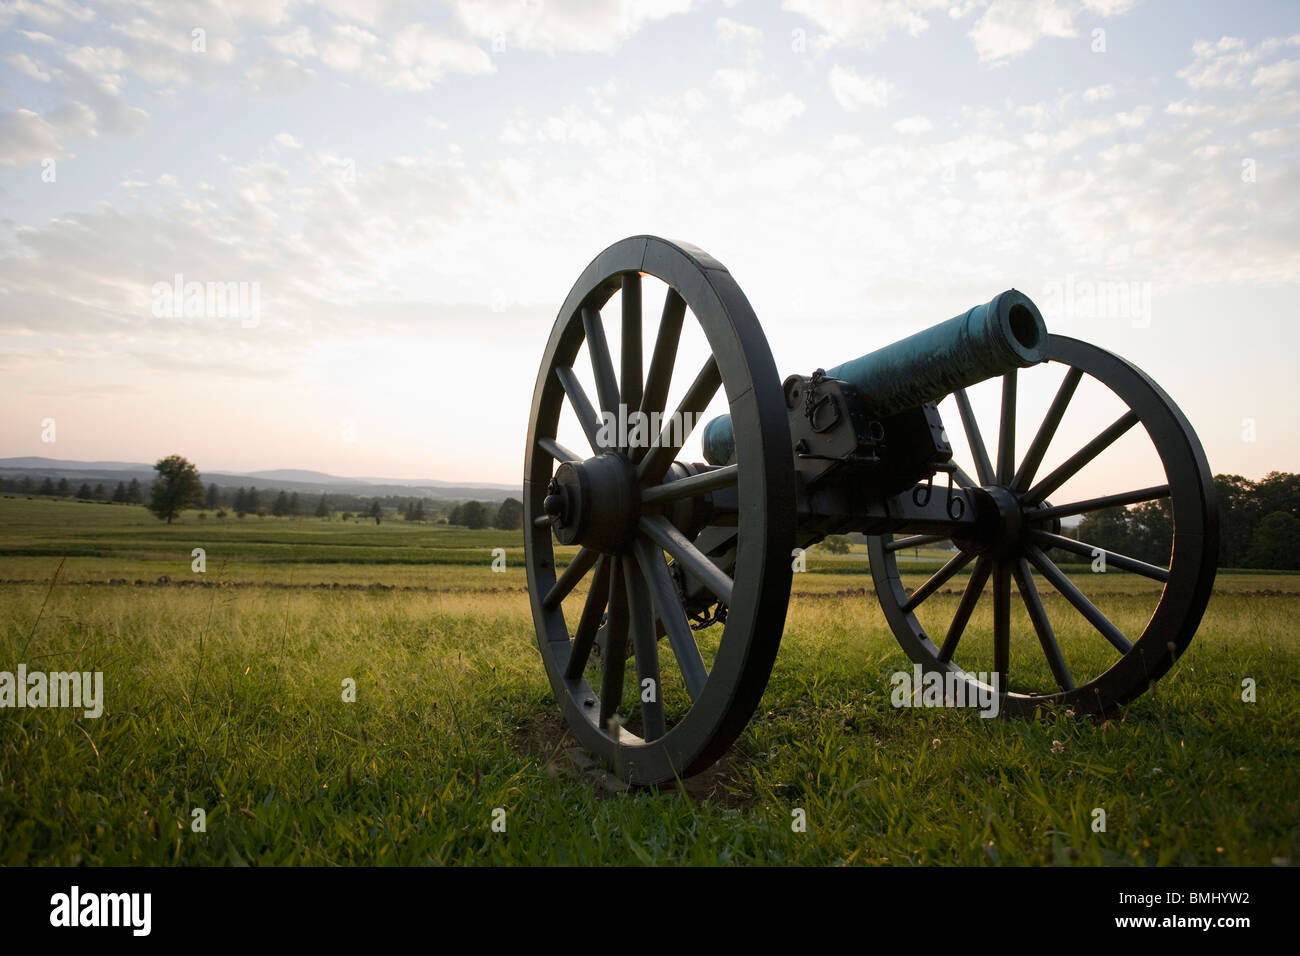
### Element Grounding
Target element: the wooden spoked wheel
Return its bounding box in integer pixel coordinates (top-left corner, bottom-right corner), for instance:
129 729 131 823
523 236 795 785
868 335 1218 716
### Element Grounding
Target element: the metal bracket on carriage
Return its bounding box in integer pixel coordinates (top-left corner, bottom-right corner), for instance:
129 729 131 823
786 371 953 496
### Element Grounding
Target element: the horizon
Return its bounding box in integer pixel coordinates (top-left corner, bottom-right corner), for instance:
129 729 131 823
2 1 1297 494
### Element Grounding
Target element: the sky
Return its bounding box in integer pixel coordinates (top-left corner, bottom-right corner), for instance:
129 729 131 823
1 0 1297 493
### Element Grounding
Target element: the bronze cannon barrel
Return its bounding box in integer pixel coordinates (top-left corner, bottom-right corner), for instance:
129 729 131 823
700 289 1047 466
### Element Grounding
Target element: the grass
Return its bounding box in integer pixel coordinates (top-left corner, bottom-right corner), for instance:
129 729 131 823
0 497 1296 865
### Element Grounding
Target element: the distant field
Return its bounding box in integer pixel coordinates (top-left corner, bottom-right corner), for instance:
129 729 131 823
1 496 1296 865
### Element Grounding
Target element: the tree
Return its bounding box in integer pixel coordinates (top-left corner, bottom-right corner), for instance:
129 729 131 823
315 494 332 519
39 477 55 496
246 486 261 515
368 500 383 524
93 483 106 499
148 455 206 524
57 478 71 497
448 504 464 525
289 492 300 516
1214 474 1260 568
113 481 128 502
1246 511 1300 570
273 490 290 517
206 482 221 509
127 478 143 503
1077 506 1131 560
460 500 487 529
494 497 523 530
822 534 851 554
76 483 94 499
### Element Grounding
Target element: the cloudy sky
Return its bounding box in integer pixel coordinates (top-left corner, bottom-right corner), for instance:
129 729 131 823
1 0 1296 489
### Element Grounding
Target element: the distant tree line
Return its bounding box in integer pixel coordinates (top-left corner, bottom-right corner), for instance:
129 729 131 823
1 472 524 530
1076 471 1300 571
1 474 144 502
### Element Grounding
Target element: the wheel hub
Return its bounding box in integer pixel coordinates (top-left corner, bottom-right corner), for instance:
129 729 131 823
954 484 1058 557
547 455 638 552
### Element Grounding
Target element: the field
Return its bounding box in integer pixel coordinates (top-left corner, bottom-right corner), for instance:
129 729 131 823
1 496 1297 865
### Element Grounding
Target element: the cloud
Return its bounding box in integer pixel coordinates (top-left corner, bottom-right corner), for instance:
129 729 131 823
242 57 318 96
451 0 695 54
828 63 896 110
0 101 96 166
969 0 1076 63
737 92 805 131
893 114 934 133
783 0 947 47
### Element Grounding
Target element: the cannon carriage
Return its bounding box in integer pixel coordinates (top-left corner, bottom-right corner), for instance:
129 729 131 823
524 236 1218 786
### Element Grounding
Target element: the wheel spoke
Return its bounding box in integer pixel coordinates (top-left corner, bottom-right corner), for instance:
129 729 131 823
1025 544 1133 654
640 464 738 505
581 305 621 420
565 556 611 680
599 556 629 730
1011 557 1074 691
621 273 642 410
939 555 992 662
1024 409 1141 506
992 560 1011 691
886 533 950 552
555 366 605 454
623 551 665 740
537 436 582 464
997 370 1016 485
954 388 994 486
901 550 975 613
634 288 687 463
1025 484 1170 521
1030 529 1170 582
1012 367 1083 492
639 514 733 606
542 545 599 610
636 356 720 484
634 536 708 701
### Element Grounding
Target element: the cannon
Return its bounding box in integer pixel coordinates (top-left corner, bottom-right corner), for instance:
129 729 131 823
524 236 1218 786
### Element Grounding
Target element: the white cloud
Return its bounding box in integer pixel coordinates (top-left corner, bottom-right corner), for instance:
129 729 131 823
1253 58 1300 92
716 16 763 62
266 26 316 59
713 66 761 102
242 57 318 96
969 0 1076 63
451 0 695 54
4 51 52 82
387 23 494 90
0 101 96 166
1083 84 1115 102
783 0 946 47
737 92 805 131
273 132 301 148
893 114 933 133
828 63 896 111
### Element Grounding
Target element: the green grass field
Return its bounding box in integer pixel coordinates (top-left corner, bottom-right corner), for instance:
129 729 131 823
1 496 1296 865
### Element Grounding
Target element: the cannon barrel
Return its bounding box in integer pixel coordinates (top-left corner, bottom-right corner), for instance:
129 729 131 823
700 289 1047 466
